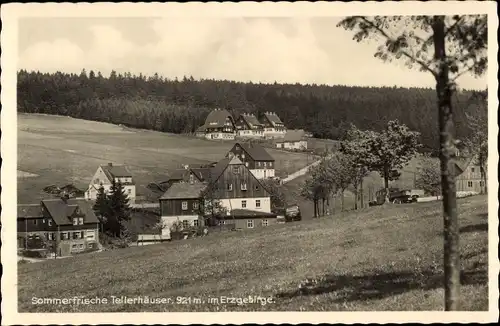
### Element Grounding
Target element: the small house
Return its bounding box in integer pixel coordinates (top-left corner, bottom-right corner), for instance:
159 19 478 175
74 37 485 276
235 113 264 138
455 155 486 194
275 129 308 151
85 163 136 203
259 112 286 138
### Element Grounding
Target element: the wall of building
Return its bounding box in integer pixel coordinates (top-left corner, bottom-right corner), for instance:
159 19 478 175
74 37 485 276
219 197 271 213
249 168 275 179
220 217 277 229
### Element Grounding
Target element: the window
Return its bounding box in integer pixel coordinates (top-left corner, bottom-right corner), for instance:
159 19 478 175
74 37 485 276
255 185 260 191
43 219 46 224
94 178 99 184
257 162 261 167
193 220 199 227
61 232 68 240
48 220 52 226
241 154 245 159
247 220 254 228
73 232 79 239
241 183 247 191
80 231 84 239
128 189 132 194
263 162 267 168
256 200 261 208
78 217 84 225
219 220 225 226
269 162 273 168
73 218 78 225
193 201 199 210
227 183 233 191
33 219 37 225
471 168 475 173
79 244 84 249
262 219 269 226
182 201 188 210
233 166 240 174
242 200 247 208
245 162 249 167
182 220 190 229
480 181 484 186
468 181 473 188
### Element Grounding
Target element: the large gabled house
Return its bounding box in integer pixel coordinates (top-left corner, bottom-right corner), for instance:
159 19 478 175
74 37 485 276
206 156 277 228
235 113 264 138
17 198 100 256
196 109 236 140
259 111 286 138
158 156 277 234
275 129 308 151
226 142 275 179
85 163 136 203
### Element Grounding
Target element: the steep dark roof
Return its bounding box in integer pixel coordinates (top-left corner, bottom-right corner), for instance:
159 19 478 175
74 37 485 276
40 198 99 225
454 155 476 177
204 109 234 128
17 204 43 219
240 114 263 129
159 183 207 200
100 164 132 181
209 157 232 182
234 143 274 162
169 169 190 181
262 112 284 125
279 129 306 143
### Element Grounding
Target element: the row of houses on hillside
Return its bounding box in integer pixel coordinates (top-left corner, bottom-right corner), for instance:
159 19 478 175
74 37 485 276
195 109 287 140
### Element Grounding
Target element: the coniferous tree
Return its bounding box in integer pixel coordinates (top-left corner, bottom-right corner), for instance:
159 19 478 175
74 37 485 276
107 180 131 237
92 184 109 230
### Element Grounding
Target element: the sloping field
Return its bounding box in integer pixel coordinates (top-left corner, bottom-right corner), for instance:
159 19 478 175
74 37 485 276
17 114 312 203
18 195 488 312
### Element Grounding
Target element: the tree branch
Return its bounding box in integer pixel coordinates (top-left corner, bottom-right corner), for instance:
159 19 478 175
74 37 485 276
356 17 438 78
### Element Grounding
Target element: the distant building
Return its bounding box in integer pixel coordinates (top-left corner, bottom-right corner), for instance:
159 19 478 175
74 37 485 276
226 142 275 179
259 112 286 138
196 109 236 140
17 198 100 256
85 163 136 203
235 113 265 138
275 129 308 150
455 155 486 194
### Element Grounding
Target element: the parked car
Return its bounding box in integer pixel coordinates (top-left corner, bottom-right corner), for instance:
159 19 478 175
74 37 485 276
373 188 424 205
285 204 302 221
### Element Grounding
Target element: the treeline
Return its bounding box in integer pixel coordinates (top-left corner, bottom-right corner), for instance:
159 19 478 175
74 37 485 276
17 69 485 150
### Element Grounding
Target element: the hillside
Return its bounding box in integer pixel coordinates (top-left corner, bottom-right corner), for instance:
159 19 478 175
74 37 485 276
17 70 486 151
18 195 488 312
17 114 312 203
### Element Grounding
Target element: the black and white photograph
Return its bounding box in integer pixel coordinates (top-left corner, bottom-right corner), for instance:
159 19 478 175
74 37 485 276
1 1 498 324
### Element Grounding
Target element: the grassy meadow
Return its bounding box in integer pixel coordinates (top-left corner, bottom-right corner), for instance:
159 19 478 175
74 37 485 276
18 195 488 312
17 113 313 203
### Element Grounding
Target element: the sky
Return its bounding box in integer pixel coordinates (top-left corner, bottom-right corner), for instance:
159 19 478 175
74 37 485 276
18 16 487 90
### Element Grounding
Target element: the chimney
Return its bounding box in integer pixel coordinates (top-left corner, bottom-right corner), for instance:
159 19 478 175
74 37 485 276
108 163 113 167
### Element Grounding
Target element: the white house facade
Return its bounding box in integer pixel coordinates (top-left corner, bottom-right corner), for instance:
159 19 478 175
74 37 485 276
85 163 136 203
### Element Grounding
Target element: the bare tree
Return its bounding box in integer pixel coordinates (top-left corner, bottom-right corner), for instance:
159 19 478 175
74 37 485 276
338 15 487 310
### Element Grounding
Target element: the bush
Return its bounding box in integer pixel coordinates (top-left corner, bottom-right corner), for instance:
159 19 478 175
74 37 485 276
21 249 48 258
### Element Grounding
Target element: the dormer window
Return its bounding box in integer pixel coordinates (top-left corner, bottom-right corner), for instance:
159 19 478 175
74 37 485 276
73 218 78 225
233 166 240 174
227 183 233 191
78 217 84 225
241 183 248 191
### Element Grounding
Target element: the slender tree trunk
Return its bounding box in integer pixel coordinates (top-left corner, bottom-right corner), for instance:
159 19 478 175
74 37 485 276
384 167 390 203
353 187 358 210
341 190 345 211
313 200 317 218
360 178 364 209
433 15 460 311
479 154 487 194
